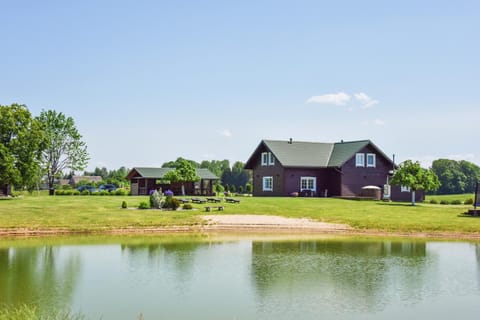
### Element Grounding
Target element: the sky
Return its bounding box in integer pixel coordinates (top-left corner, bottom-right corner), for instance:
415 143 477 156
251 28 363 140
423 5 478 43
1 0 479 171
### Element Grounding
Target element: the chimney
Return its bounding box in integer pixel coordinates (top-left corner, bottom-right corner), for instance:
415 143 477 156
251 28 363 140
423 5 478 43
288 138 293 144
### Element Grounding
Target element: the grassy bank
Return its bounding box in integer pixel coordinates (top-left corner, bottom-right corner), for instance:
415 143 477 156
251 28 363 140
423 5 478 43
0 193 478 235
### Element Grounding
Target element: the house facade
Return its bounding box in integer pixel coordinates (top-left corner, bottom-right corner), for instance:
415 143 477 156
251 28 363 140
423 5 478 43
244 139 423 202
126 167 219 196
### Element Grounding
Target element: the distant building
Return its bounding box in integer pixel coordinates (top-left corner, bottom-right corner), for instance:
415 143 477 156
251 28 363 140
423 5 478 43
70 175 103 187
0 184 11 197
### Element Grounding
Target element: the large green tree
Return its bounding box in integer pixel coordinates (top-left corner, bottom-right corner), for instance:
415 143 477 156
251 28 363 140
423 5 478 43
431 159 480 194
391 160 440 205
0 104 45 191
163 159 200 195
37 110 89 195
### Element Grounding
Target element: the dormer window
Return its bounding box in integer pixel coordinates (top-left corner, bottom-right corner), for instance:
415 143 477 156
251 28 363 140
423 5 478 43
261 152 275 166
366 153 376 167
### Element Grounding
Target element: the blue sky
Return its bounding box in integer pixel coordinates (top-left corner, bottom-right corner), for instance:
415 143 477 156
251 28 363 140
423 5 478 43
1 0 479 170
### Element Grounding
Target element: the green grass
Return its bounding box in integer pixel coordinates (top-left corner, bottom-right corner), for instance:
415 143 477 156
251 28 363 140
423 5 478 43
425 193 475 203
1 193 479 235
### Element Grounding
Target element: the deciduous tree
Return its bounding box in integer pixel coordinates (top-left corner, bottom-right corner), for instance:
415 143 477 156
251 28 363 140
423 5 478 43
163 159 200 195
37 110 89 195
391 160 440 205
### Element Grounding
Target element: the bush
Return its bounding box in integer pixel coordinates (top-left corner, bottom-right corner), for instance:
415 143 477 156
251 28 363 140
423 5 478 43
99 190 108 196
81 190 90 196
451 199 462 205
150 190 164 209
72 190 80 196
91 191 100 196
163 196 180 210
465 198 474 205
121 201 128 209
238 185 244 194
440 200 450 205
62 184 72 190
429 199 438 204
183 203 193 210
63 190 73 195
55 190 64 196
115 188 127 196
245 183 253 194
138 201 150 209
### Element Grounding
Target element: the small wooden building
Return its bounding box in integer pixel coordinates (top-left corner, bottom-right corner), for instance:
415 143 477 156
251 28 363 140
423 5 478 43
0 184 11 197
126 167 219 196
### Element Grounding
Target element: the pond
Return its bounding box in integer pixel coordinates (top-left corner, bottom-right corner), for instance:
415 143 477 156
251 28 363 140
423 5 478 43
1 234 480 319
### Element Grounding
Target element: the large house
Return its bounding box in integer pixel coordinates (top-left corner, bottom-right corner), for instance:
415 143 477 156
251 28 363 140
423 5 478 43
244 139 423 202
126 167 219 196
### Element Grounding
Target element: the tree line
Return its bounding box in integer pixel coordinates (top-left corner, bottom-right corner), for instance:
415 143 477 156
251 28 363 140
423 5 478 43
1 104 88 195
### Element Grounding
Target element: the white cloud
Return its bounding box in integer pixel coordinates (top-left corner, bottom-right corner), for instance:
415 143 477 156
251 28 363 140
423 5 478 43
361 118 385 126
218 129 232 137
354 92 379 108
306 92 351 106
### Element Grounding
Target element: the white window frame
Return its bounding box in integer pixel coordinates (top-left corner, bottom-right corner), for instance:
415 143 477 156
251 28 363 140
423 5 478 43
261 152 275 166
366 153 376 168
300 177 316 192
401 185 411 193
268 152 275 165
355 153 365 167
262 176 273 191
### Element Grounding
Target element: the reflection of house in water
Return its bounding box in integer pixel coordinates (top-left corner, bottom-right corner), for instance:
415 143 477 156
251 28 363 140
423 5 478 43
251 240 427 314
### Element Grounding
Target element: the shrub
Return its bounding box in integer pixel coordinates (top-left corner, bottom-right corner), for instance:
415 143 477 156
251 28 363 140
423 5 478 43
150 190 164 209
138 201 150 209
81 190 90 196
99 190 108 196
451 199 462 205
465 198 474 205
163 196 180 210
72 190 80 196
440 200 450 205
183 203 193 210
91 191 100 196
115 188 127 196
62 184 72 190
55 190 64 196
429 199 438 204
230 185 236 193
245 183 253 194
63 190 73 195
121 201 128 209
215 184 224 194
238 185 244 194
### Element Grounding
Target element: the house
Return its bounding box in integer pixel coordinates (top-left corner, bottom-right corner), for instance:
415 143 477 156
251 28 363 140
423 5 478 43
126 167 219 196
244 139 423 202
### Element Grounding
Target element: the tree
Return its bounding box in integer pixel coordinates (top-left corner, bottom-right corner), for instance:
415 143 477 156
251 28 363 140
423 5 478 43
431 159 480 194
37 110 89 195
163 159 200 195
162 157 200 169
0 104 45 191
391 160 440 205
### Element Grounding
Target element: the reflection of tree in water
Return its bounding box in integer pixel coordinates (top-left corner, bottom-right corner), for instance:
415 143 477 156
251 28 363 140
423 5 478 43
251 239 427 314
0 246 81 315
476 244 480 289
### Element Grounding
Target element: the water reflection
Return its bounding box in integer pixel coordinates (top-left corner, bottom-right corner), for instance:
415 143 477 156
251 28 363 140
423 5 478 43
0 246 81 315
251 240 428 315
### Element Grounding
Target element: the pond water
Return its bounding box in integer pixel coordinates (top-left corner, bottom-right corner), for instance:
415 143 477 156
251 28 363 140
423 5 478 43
1 235 480 319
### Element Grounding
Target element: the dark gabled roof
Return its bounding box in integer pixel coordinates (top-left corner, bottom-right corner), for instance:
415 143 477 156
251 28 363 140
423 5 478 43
245 139 393 169
127 167 219 180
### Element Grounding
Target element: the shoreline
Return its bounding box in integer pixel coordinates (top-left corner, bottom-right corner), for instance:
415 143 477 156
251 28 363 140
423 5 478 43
1 214 480 240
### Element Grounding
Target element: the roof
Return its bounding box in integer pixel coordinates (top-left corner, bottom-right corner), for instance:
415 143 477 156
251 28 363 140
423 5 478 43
245 139 392 169
71 176 103 184
127 167 219 180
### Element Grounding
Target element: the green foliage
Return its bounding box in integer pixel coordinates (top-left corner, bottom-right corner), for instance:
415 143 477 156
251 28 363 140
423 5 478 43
162 157 200 169
238 185 244 193
183 203 193 210
138 201 150 209
37 110 89 194
62 184 72 190
121 201 128 209
429 199 438 204
214 184 224 194
81 190 90 196
99 190 108 196
246 183 253 194
55 190 64 195
221 161 251 192
440 200 450 205
200 159 230 178
115 188 127 196
230 184 236 193
72 190 80 196
451 199 462 205
163 196 180 210
465 198 474 205
163 159 200 183
0 104 45 190
431 159 480 194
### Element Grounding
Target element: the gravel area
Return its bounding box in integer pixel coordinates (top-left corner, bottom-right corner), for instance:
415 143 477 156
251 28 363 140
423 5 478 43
202 214 351 231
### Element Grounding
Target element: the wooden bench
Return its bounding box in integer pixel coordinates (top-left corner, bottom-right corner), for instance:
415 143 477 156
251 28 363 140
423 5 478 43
225 198 240 203
205 206 224 212
178 198 190 204
191 198 206 204
206 197 222 203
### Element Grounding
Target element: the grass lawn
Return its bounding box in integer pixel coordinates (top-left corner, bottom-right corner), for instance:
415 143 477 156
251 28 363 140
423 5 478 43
0 193 479 235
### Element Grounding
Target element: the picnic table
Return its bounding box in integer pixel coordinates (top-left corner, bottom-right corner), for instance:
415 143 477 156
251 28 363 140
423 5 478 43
191 198 207 204
205 205 224 212
225 197 240 203
206 197 222 203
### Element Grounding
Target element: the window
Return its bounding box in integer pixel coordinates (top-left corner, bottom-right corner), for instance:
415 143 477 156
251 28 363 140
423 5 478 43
262 176 273 191
366 153 376 167
355 153 365 167
300 177 316 191
401 186 411 192
261 152 275 166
